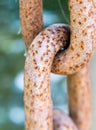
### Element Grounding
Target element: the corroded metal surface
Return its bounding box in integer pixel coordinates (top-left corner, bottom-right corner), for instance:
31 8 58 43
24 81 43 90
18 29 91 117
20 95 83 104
24 24 70 130
53 109 78 130
20 0 43 49
68 64 92 130
20 0 95 130
52 0 95 75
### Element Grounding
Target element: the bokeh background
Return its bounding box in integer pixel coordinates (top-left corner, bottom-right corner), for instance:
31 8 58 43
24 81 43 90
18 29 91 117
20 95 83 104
0 0 96 130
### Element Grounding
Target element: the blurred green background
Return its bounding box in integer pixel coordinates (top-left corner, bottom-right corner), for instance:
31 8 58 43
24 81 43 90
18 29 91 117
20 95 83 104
0 0 96 130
